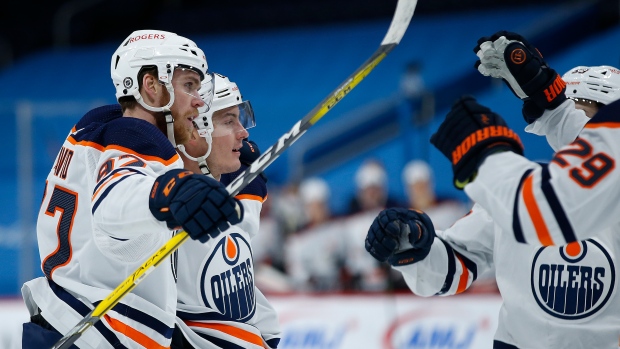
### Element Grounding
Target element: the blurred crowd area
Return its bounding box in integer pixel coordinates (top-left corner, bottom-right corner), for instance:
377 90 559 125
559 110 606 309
251 158 498 295
248 62 499 295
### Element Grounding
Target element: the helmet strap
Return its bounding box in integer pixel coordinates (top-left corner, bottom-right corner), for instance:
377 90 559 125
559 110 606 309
198 159 212 176
165 112 177 147
177 145 212 176
176 137 213 176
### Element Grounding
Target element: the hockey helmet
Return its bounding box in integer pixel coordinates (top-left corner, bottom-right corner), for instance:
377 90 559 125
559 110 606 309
110 30 210 113
195 73 255 140
180 73 255 175
563 65 620 106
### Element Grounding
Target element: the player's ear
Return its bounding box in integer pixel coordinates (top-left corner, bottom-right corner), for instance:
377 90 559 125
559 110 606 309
142 73 160 100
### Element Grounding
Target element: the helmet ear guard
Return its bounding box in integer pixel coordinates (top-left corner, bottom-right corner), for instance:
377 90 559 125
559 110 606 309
563 65 620 106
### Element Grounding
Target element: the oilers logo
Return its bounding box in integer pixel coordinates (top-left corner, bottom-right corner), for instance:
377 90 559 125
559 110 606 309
199 232 256 321
531 239 615 320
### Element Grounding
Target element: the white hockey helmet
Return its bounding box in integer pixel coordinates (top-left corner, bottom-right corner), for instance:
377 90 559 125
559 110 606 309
110 30 210 113
195 73 255 140
184 73 255 174
563 65 620 106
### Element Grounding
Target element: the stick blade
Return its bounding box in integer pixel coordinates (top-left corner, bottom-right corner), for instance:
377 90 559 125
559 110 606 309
381 0 418 46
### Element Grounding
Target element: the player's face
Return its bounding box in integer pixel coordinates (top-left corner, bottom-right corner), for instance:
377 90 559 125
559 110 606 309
574 99 599 118
207 106 249 177
358 185 386 211
170 69 204 145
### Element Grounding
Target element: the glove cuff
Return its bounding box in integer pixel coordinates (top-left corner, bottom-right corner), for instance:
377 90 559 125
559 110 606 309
527 70 567 110
388 246 432 266
149 169 194 227
451 126 523 188
522 99 545 124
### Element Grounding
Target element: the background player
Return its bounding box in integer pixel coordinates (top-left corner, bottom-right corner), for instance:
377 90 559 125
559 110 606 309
21 30 242 348
365 31 620 349
173 73 281 349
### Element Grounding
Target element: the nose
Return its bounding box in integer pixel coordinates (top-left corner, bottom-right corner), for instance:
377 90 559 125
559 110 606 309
193 95 205 108
237 126 249 139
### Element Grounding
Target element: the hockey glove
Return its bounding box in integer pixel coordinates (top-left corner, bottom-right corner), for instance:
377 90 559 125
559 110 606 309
430 95 524 189
238 138 267 183
149 169 243 242
239 138 260 166
474 30 566 123
365 208 435 266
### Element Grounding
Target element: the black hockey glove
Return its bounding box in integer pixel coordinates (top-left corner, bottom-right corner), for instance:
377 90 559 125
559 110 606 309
239 138 260 166
365 208 436 266
430 95 524 189
474 30 567 123
149 169 243 242
238 138 267 183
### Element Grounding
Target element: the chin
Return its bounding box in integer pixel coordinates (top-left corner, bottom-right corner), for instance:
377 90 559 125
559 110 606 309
229 160 242 172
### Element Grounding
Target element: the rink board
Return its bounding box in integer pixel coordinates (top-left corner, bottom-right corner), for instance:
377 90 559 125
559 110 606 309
0 293 501 349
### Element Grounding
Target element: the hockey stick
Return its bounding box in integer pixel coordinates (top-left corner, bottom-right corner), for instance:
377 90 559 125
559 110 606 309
52 1 416 347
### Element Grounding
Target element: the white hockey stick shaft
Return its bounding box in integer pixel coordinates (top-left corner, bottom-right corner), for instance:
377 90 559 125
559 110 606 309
52 1 416 347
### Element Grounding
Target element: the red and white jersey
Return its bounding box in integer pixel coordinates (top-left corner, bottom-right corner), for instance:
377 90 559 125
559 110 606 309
21 105 181 348
396 100 620 348
175 170 281 349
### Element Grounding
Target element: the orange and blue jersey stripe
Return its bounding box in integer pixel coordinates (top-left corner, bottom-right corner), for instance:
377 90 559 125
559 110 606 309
177 310 280 348
221 166 268 202
69 105 179 166
513 164 577 246
435 238 477 296
48 279 174 348
92 168 145 214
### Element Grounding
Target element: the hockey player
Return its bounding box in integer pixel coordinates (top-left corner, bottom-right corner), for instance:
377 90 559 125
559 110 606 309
172 73 281 349
365 31 620 349
21 30 243 348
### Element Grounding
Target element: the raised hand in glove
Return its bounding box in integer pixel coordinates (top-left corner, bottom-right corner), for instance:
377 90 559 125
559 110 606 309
366 208 436 266
474 30 567 123
239 138 260 166
149 169 243 242
430 95 524 189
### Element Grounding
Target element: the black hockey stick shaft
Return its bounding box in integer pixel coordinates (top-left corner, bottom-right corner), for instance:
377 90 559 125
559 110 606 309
53 1 417 347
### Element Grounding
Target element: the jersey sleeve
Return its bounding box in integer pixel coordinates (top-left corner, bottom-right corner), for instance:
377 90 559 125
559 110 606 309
524 99 590 151
91 153 183 261
466 105 620 246
78 117 183 261
395 204 495 296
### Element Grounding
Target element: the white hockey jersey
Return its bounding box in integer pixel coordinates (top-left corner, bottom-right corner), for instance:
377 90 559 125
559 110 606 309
396 100 620 348
175 168 281 349
21 105 181 348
